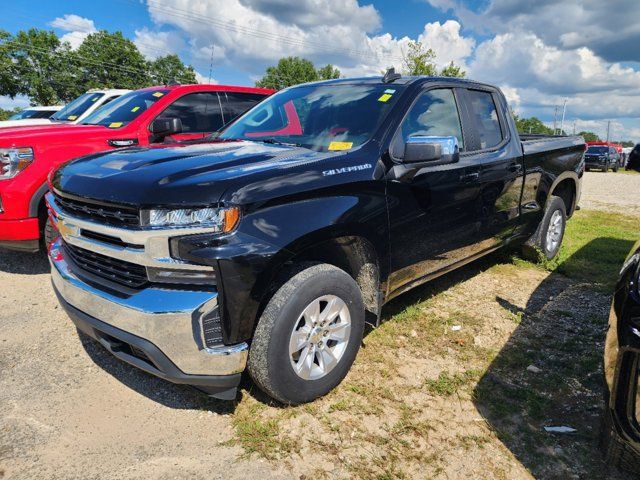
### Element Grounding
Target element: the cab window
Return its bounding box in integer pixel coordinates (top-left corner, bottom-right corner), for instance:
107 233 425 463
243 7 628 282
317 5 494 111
391 88 464 159
466 90 503 150
159 92 224 133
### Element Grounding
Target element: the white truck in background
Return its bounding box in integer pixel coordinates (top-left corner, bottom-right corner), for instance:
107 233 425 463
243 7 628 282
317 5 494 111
0 89 130 129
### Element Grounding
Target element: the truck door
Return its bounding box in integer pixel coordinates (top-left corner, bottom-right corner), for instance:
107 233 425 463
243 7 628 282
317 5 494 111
386 87 486 295
153 92 225 142
458 88 524 243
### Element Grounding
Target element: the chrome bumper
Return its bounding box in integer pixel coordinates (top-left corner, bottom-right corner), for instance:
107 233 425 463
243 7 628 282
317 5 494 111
49 237 248 376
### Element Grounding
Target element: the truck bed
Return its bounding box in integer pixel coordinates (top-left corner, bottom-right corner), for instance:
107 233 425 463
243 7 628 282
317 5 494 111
520 134 585 157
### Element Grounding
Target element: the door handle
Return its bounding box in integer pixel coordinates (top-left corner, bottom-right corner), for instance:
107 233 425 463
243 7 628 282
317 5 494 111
459 172 479 183
508 162 524 174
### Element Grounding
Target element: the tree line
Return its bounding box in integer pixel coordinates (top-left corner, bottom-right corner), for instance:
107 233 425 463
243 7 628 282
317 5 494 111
0 28 197 106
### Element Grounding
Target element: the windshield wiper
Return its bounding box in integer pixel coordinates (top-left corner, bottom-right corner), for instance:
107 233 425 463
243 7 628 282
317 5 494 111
258 138 302 147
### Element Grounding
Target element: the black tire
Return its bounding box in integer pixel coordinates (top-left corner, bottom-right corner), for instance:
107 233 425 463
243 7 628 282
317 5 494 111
247 263 365 404
522 195 567 261
43 216 59 249
613 163 619 173
600 408 640 475
604 163 610 173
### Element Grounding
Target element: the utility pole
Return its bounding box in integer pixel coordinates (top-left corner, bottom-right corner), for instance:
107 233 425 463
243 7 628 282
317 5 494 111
572 120 576 135
560 99 567 134
207 44 215 84
606 121 611 143
553 105 558 134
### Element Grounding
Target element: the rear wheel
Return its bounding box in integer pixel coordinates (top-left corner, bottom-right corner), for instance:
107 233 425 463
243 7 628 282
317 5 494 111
247 263 365 404
522 195 566 261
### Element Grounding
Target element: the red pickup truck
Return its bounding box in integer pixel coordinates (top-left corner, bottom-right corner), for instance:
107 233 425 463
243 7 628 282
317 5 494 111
0 84 273 252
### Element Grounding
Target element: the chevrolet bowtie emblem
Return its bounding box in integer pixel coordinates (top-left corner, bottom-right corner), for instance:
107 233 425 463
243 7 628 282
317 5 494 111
58 220 76 239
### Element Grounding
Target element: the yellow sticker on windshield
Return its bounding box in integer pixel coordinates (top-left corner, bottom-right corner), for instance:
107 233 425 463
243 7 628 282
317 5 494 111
131 106 140 112
328 141 353 151
378 93 392 102
152 92 164 97
109 122 123 128
67 115 77 120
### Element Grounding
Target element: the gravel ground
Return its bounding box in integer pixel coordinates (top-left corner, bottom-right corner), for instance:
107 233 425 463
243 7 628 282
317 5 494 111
580 171 640 215
0 171 638 479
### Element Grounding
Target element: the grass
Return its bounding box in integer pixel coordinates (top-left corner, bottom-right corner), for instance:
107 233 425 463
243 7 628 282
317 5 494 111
515 209 638 289
227 208 639 479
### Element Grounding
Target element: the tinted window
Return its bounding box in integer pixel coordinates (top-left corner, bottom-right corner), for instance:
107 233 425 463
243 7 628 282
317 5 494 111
467 90 503 150
220 92 266 125
160 92 224 133
220 84 404 152
587 146 608 154
81 90 169 128
8 109 56 120
392 89 463 157
51 93 105 121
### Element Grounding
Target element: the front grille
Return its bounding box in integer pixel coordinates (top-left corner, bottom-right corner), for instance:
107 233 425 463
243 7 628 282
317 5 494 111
54 192 140 227
64 242 148 288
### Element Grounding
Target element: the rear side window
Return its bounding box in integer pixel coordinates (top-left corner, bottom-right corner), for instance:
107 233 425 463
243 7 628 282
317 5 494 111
160 92 224 133
466 90 503 150
220 92 266 125
392 88 464 158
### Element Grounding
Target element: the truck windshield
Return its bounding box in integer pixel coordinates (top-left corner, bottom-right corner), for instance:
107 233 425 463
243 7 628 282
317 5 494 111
218 83 405 152
51 93 105 122
81 89 169 128
587 146 608 154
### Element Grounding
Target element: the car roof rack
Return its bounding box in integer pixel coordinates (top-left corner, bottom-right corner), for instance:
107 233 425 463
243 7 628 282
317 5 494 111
382 67 401 84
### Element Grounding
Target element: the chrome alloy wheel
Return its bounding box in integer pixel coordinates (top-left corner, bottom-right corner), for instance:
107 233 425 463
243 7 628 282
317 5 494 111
289 295 351 380
545 210 564 253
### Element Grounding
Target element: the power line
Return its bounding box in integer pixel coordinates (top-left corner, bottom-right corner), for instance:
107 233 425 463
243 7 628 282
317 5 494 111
119 0 404 65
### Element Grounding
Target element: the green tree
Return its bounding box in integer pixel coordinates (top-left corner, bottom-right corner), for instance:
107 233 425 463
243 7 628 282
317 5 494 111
74 30 149 94
0 107 22 121
255 57 342 90
147 54 197 85
317 64 341 81
578 131 600 142
4 29 76 104
402 41 465 77
403 41 438 76
0 30 19 99
440 61 465 78
514 115 555 135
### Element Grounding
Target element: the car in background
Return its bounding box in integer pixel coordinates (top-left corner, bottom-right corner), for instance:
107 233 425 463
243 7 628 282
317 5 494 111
7 106 63 121
0 83 273 252
0 89 129 129
585 145 620 172
627 144 640 171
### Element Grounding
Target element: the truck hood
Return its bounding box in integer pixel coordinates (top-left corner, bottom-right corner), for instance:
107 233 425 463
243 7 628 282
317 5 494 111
0 123 111 145
53 140 350 207
0 118 55 129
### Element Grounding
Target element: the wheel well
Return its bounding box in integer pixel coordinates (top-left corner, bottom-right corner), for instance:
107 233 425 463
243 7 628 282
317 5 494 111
284 236 381 321
551 178 576 217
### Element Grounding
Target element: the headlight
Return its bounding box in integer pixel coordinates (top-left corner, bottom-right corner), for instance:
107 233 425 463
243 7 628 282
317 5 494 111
142 206 240 232
0 147 34 179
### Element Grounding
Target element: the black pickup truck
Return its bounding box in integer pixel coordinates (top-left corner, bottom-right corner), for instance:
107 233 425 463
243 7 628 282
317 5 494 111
47 74 586 404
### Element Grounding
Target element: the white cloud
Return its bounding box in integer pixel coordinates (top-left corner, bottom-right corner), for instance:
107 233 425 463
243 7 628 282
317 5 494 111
426 0 640 63
194 71 218 84
133 28 187 60
144 0 473 79
49 14 97 49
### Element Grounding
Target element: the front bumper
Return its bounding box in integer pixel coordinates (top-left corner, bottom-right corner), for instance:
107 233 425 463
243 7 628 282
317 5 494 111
49 238 248 398
0 217 40 251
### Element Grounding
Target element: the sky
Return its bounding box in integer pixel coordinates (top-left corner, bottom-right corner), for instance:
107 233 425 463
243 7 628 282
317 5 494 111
2 0 640 141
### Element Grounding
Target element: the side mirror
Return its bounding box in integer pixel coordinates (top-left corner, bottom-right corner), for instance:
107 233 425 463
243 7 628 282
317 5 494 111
150 117 182 139
404 136 460 165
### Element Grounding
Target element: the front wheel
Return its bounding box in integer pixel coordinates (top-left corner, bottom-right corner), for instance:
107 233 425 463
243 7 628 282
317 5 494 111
522 195 567 261
247 263 365 404
604 163 610 172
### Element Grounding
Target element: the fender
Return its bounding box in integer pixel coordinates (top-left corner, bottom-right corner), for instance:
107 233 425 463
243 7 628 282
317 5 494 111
545 169 580 213
175 192 389 344
28 182 50 218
